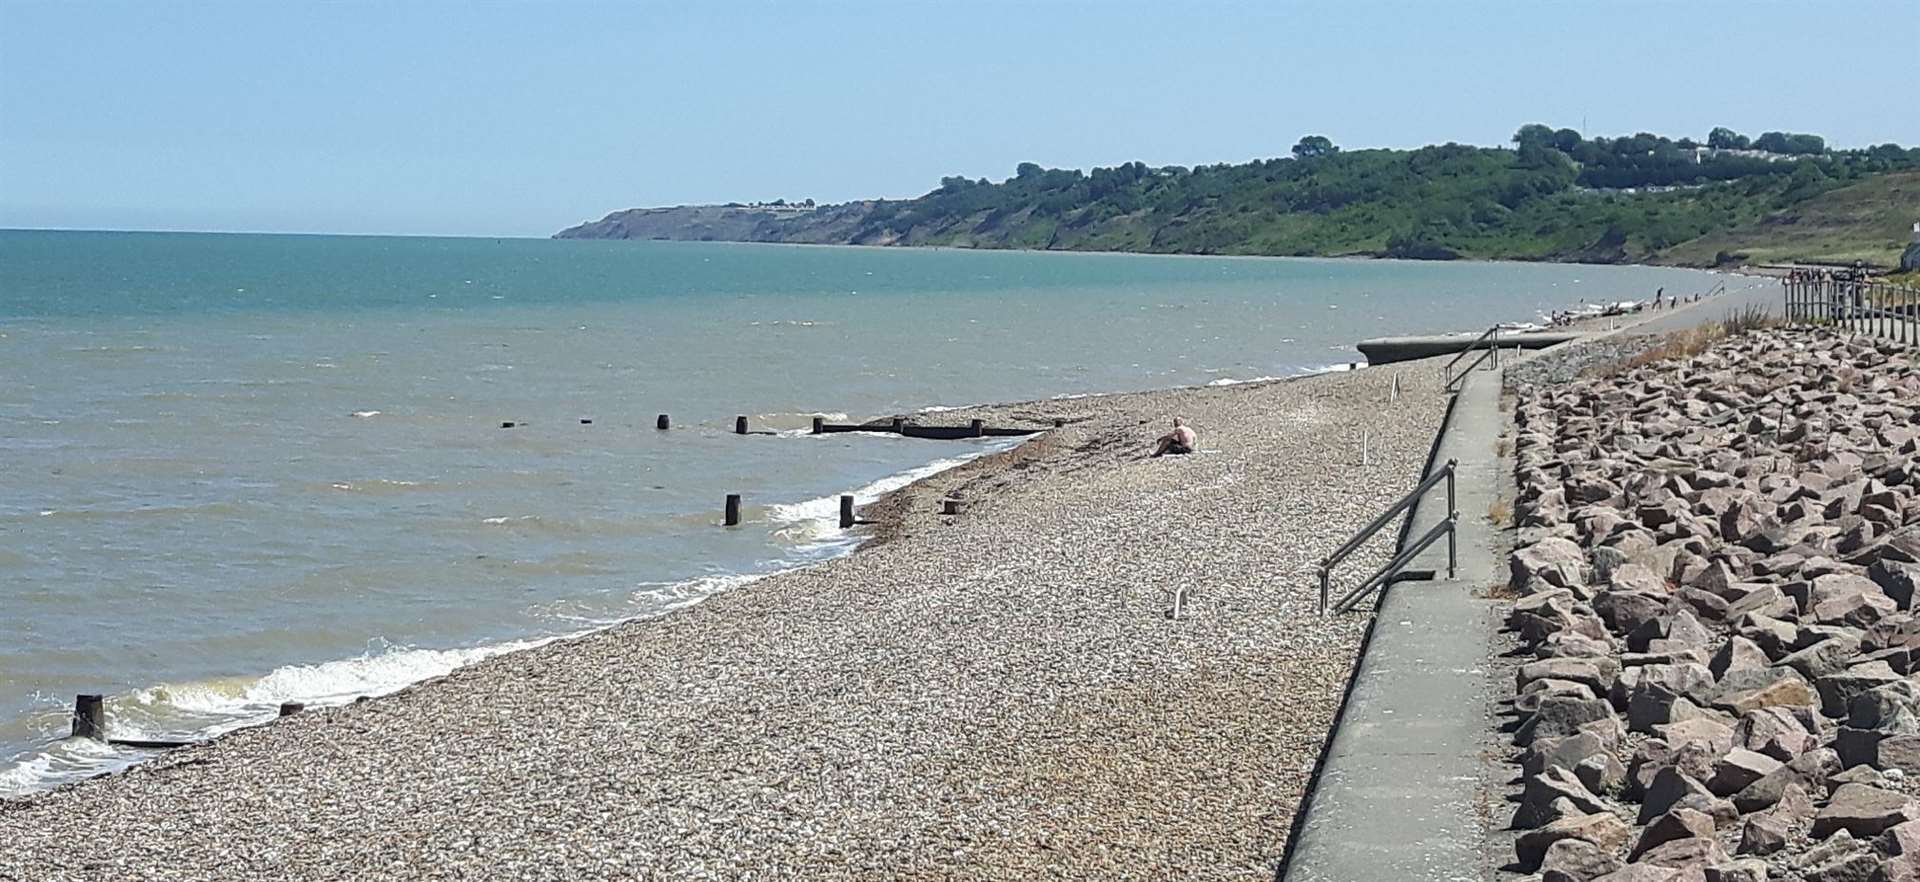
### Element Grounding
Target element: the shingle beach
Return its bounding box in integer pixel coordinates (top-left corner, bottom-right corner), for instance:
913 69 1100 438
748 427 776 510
0 362 1450 882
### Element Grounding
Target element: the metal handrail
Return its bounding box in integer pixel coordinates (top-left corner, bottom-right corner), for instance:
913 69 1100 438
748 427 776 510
1442 326 1501 389
1333 514 1461 614
1317 459 1458 615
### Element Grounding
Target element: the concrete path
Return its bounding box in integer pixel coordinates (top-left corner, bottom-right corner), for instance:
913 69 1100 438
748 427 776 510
1280 364 1507 882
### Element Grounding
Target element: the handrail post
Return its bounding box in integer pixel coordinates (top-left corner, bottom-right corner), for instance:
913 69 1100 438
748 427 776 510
1446 513 1458 579
1445 461 1458 579
1318 565 1330 616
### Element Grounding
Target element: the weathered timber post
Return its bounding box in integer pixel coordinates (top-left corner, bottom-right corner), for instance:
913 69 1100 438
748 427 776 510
969 419 984 437
656 414 670 430
279 702 306 717
942 499 960 515
891 417 905 434
839 495 855 529
735 415 748 435
812 416 825 434
724 494 742 526
72 694 105 741
1053 418 1066 428
500 421 516 429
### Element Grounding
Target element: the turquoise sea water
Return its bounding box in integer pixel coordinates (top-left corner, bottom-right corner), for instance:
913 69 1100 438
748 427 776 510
0 231 1759 793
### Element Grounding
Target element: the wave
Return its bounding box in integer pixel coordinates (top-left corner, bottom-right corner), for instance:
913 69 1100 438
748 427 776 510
747 411 848 433
0 637 554 798
1204 375 1289 387
764 445 1008 550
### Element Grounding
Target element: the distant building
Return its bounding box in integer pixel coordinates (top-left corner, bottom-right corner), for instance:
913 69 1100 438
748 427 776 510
1689 146 1795 164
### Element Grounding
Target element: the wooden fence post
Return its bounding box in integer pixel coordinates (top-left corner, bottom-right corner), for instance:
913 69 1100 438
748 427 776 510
72 694 105 741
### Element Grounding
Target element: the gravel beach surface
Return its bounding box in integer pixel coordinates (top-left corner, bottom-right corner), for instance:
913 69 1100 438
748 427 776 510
0 363 1450 882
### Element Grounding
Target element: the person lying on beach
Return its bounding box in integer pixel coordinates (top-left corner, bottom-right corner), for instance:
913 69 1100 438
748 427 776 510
1152 417 1196 457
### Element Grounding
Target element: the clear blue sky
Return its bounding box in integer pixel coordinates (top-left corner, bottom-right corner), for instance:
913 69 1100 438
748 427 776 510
3 1 1914 238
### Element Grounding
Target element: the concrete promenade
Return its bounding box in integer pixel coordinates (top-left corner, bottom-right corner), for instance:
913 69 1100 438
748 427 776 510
1281 282 1788 882
1281 359 1508 882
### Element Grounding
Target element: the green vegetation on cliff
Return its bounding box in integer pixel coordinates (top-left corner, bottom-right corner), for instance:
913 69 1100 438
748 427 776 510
557 126 1920 268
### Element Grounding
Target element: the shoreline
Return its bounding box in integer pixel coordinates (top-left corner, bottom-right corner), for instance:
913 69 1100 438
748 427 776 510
0 364 1335 800
10 227 1767 275
553 231 1779 274
0 356 1454 879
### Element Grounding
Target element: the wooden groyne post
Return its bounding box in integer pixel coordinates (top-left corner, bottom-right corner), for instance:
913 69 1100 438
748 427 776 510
942 499 961 515
724 494 742 526
969 419 985 437
72 694 104 741
891 417 905 434
839 495 855 529
812 416 825 434
279 702 305 717
656 414 670 430
735 416 749 435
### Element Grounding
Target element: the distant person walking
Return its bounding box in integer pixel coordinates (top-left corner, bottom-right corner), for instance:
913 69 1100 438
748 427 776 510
1152 417 1196 457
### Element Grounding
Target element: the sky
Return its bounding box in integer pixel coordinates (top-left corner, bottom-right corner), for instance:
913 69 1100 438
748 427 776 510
2 1 1916 238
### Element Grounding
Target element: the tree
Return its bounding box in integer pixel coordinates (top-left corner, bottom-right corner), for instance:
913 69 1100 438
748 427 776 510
1512 124 1555 148
1015 162 1043 179
1292 135 1337 159
1708 127 1749 150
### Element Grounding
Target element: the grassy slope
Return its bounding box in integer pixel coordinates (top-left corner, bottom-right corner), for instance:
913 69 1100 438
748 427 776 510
1657 172 1919 267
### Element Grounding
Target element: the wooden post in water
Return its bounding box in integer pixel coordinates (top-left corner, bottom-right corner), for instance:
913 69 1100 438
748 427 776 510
500 421 516 429
839 495 855 529
891 417 905 434
969 419 984 437
656 414 670 430
812 416 825 434
72 694 104 741
735 415 749 435
279 702 305 717
724 494 742 526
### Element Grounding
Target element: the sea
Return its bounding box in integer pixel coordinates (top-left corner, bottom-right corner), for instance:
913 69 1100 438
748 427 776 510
0 230 1760 794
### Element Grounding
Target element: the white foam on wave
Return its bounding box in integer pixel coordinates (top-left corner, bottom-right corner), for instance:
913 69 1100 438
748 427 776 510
764 445 1010 550
1204 375 1288 387
0 637 559 798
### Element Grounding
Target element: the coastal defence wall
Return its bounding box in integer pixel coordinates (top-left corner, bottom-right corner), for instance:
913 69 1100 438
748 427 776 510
1284 288 1790 881
1357 331 1580 365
